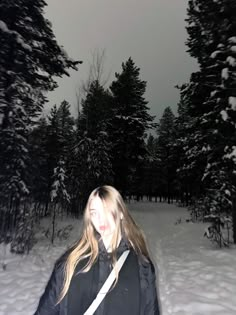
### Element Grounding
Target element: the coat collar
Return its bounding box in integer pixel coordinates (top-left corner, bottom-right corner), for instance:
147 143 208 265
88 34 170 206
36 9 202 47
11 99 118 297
94 231 130 258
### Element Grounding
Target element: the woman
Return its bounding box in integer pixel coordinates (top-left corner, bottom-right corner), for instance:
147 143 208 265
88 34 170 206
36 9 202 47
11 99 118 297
34 185 160 315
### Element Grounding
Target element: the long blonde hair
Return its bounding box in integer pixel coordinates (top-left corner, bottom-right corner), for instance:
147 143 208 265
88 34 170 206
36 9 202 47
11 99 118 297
58 185 150 302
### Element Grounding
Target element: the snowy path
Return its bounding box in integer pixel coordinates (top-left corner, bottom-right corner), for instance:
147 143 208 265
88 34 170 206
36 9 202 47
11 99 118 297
130 202 236 315
0 202 236 315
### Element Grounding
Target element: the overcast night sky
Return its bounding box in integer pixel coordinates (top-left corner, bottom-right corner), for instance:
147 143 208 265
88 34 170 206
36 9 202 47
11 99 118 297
45 0 198 122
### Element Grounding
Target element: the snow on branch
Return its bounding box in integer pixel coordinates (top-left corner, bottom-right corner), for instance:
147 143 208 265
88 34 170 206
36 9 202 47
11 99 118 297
221 68 229 80
0 20 32 52
228 96 236 111
226 56 236 67
230 46 236 53
220 110 228 121
228 37 236 44
224 146 236 163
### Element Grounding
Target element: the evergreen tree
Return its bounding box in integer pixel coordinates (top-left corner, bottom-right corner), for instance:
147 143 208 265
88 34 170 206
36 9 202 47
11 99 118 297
156 107 177 203
0 0 79 250
79 80 113 138
29 101 75 212
10 203 35 254
56 100 75 158
175 82 206 205
109 57 155 193
139 134 160 200
50 160 70 205
183 0 236 243
70 82 114 214
29 117 49 207
50 159 70 243
68 130 113 215
39 101 75 213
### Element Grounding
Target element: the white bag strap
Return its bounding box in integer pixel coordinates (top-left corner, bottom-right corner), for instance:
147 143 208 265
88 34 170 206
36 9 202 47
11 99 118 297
83 249 130 315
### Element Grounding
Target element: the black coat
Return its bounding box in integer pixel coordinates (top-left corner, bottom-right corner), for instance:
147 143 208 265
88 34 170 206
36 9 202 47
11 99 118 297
34 239 160 315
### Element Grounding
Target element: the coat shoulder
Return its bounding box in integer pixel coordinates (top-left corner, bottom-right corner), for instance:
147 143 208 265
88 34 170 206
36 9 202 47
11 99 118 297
138 255 156 282
138 255 160 315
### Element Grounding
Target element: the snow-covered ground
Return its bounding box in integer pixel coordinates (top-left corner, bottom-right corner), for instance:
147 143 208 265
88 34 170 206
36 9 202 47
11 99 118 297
133 202 236 315
1 201 236 315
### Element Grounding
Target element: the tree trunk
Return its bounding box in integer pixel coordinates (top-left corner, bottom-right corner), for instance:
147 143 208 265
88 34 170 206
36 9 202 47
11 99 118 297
51 204 56 244
232 193 236 244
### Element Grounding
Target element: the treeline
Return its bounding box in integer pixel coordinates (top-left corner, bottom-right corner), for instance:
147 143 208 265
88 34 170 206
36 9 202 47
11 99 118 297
0 45 157 252
29 58 156 212
0 0 156 254
1 0 236 253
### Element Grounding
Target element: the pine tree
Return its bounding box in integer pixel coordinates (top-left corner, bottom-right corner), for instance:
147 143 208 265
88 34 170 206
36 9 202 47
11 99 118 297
10 203 35 254
50 160 70 205
0 0 79 250
68 130 113 215
46 102 74 179
175 82 206 205
56 100 75 158
109 57 155 193
156 107 177 203
138 134 159 201
184 0 236 243
50 159 70 243
29 117 49 206
38 101 74 213
79 80 113 138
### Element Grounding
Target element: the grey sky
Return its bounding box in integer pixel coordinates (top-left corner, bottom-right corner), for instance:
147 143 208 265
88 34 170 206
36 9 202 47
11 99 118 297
45 0 198 122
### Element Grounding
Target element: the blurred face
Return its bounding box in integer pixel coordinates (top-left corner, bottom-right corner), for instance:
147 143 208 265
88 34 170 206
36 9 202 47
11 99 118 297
89 196 116 238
